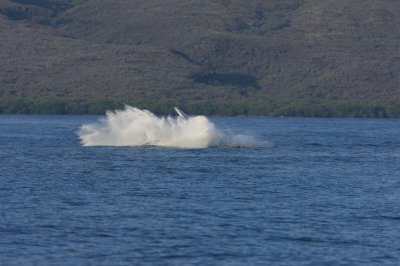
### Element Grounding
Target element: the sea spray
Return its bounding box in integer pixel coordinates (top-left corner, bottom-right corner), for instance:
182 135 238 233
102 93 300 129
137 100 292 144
78 106 267 148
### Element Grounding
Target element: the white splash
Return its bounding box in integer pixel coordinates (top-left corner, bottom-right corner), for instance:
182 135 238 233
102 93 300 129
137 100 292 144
78 106 267 148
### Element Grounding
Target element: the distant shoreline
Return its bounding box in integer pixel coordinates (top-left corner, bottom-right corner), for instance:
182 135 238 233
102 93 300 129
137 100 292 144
0 97 399 118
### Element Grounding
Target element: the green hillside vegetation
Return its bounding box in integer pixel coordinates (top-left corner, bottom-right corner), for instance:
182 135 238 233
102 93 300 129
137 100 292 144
0 0 400 117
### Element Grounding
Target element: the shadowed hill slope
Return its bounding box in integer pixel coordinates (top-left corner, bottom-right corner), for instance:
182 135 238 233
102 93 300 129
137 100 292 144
0 0 400 116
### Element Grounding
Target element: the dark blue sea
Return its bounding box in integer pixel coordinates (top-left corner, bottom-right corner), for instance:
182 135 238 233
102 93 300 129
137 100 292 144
1 115 399 265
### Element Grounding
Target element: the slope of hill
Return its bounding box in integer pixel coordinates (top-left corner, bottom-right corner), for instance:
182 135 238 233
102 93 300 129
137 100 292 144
1 0 400 116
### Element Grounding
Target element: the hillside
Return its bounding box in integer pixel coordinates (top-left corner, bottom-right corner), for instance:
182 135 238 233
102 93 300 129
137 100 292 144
1 0 400 116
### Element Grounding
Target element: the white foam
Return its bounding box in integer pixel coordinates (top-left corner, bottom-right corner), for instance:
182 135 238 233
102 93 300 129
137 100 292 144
78 106 268 148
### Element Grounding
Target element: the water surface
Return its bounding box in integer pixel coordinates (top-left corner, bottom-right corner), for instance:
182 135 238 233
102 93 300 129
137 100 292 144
1 115 399 265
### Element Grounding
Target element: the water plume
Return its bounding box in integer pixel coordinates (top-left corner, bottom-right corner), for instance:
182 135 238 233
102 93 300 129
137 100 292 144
78 106 266 148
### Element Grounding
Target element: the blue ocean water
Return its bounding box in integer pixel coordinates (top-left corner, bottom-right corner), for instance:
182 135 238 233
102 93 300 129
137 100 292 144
0 115 399 265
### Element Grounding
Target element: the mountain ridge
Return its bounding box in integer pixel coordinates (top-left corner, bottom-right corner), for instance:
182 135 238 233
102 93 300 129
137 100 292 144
1 0 400 116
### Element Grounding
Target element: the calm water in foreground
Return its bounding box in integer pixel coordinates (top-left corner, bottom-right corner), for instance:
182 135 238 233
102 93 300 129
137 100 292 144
0 115 399 265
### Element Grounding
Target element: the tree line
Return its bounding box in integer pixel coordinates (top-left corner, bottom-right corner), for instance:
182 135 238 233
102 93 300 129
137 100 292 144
0 97 399 118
